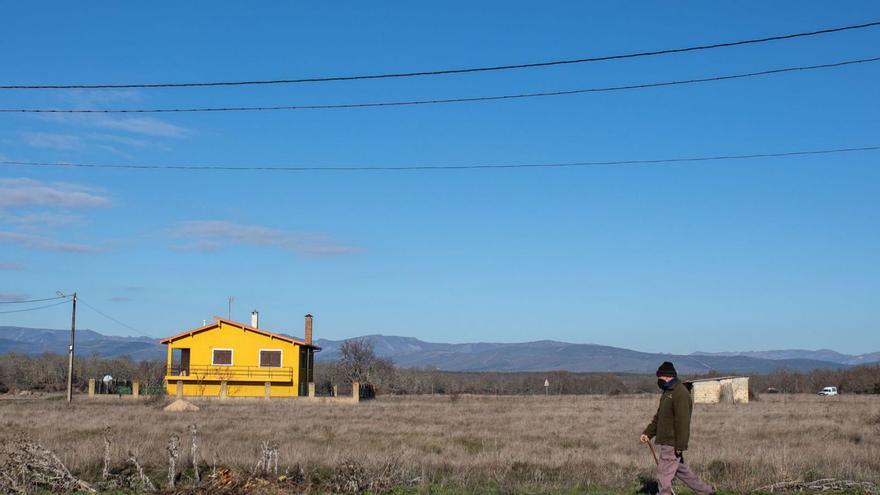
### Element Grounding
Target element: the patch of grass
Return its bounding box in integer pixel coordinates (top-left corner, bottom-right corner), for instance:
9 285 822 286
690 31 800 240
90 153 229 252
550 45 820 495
382 483 623 495
453 436 483 454
2 393 879 493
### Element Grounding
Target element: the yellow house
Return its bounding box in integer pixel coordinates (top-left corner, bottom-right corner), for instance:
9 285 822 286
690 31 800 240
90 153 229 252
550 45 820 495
161 313 319 398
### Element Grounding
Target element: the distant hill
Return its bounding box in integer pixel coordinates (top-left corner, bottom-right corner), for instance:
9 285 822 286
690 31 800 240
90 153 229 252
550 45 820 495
0 326 165 361
0 326 871 374
313 335 859 374
692 349 880 366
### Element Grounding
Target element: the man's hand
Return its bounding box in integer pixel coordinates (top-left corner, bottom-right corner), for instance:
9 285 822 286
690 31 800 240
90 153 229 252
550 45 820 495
639 434 649 444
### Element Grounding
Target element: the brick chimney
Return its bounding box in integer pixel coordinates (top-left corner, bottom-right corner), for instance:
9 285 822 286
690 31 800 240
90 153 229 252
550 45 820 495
304 314 313 345
251 310 259 328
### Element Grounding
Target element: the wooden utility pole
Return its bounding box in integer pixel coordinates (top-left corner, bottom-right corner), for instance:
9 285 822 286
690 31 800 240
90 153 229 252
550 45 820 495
66 292 77 403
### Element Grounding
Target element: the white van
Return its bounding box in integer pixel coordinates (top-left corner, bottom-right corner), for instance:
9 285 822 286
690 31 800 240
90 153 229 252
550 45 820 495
818 386 838 396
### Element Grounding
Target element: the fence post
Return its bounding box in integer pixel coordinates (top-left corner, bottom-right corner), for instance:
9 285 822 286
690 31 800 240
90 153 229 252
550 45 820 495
332 384 338 397
177 380 183 399
132 381 140 398
88 378 95 398
220 380 228 399
264 381 271 399
352 382 360 403
308 382 315 398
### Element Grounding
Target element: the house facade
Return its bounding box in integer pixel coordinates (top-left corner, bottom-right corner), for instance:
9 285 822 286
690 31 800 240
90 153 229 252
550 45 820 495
161 314 319 398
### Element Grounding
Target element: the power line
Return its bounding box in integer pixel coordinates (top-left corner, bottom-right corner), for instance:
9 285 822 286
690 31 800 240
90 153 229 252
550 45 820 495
2 145 877 172
0 300 70 314
2 56 876 115
77 298 143 334
0 295 67 304
2 20 879 90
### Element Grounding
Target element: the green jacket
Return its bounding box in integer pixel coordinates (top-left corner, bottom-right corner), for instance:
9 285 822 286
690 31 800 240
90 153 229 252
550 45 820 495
643 381 693 451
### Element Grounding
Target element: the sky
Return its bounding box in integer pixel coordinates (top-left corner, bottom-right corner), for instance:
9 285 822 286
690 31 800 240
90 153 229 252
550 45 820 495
1 2 878 355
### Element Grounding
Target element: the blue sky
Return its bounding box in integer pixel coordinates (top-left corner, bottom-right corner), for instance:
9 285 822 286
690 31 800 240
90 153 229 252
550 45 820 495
1 2 878 354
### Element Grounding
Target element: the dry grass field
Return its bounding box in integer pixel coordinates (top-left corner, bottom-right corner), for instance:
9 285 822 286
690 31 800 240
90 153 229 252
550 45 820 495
1 393 879 493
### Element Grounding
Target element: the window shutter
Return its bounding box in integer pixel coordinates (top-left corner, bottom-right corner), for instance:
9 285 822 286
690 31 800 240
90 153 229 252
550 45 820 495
260 350 281 368
213 349 232 365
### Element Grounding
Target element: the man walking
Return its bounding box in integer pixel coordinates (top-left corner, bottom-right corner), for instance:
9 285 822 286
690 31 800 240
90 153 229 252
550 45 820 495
640 361 714 495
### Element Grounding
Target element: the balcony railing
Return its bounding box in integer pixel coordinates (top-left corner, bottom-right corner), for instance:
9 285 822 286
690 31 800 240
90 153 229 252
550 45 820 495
167 365 294 382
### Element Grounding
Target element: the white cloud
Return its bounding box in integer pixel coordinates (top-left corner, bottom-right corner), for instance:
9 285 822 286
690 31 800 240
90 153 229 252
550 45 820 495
0 211 81 227
0 231 99 253
171 239 223 253
171 220 364 257
0 178 108 253
0 178 110 209
0 292 31 302
39 113 189 139
86 133 171 151
23 132 85 151
91 115 189 138
23 89 189 153
21 126 180 155
64 89 144 106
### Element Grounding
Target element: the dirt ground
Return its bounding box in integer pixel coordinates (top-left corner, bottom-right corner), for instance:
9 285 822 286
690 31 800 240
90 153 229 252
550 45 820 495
1 393 878 493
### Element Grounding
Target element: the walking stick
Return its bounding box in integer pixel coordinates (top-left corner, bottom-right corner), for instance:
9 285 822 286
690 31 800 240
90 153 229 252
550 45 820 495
646 441 676 495
647 441 659 465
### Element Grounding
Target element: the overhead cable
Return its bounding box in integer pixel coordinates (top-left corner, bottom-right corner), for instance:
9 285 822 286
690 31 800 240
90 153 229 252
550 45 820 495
78 298 143 334
0 295 67 304
2 57 876 115
0 300 70 314
2 145 877 173
1 20 879 90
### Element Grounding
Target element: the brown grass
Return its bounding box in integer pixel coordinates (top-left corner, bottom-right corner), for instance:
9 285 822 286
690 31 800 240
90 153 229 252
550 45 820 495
1 393 879 493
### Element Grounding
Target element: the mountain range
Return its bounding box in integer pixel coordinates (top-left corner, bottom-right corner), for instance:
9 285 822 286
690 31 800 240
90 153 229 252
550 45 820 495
312 335 875 374
2 325 877 374
692 349 880 366
0 326 165 361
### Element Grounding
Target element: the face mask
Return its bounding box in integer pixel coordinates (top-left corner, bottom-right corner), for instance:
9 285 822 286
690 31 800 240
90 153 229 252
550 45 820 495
657 379 666 389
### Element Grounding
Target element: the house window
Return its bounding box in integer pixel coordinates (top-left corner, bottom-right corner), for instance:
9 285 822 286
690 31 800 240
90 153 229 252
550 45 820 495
212 348 233 366
260 349 282 368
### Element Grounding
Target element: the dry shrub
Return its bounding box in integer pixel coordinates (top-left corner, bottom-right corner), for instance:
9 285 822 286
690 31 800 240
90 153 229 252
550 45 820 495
453 436 483 454
0 437 95 493
143 392 166 407
748 386 761 401
705 459 752 484
1 394 879 493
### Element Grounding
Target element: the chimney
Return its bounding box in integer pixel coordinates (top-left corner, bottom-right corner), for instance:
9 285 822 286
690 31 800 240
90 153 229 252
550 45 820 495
304 314 313 345
251 310 259 328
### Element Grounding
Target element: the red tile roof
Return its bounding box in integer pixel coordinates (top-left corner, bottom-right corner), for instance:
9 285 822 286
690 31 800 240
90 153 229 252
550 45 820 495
159 317 320 349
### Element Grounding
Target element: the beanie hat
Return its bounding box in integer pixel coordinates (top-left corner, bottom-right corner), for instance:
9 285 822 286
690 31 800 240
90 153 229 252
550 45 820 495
656 361 677 377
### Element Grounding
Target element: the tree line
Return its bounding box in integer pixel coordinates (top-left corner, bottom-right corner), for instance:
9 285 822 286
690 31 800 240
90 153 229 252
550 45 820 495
320 340 880 395
1 341 878 396
0 353 165 394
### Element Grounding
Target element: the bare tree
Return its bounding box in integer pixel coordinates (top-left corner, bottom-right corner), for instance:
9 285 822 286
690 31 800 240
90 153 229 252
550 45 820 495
336 339 395 389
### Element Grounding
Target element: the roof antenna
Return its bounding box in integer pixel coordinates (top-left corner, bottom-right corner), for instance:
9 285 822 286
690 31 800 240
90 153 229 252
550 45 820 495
227 296 234 320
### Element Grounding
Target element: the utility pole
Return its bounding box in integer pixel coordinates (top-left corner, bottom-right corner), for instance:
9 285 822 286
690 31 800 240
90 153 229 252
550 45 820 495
66 292 77 403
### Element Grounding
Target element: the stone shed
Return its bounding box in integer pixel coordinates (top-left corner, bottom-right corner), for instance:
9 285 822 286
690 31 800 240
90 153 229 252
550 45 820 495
690 376 749 404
